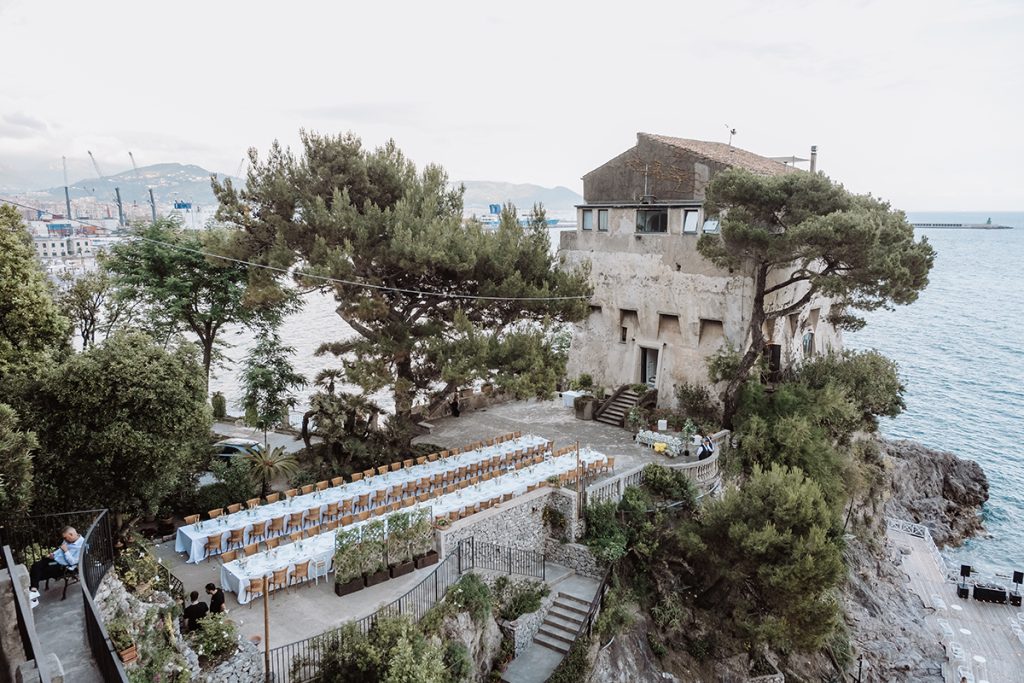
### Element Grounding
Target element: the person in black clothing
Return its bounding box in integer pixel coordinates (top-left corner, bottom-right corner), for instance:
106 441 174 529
182 591 208 632
206 582 226 614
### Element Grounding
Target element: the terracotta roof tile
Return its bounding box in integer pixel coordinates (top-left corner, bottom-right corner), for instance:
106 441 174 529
641 133 799 177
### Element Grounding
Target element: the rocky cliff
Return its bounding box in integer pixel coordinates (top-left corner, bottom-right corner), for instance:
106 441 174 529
583 436 989 683
882 438 989 546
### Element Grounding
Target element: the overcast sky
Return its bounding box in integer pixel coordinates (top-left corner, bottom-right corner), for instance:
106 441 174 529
1 0 1021 210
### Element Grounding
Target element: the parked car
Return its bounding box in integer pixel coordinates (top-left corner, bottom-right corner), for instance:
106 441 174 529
211 438 264 463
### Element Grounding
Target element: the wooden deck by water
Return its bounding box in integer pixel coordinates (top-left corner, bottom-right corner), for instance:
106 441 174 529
888 527 1024 683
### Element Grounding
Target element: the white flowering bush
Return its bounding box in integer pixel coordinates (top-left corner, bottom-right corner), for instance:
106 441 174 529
188 612 238 666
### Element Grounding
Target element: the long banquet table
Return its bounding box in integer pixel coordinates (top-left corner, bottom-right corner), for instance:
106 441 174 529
176 434 549 563
221 447 607 603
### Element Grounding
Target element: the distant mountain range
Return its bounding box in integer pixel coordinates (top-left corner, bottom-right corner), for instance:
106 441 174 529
44 163 235 209
457 181 582 215
25 163 581 216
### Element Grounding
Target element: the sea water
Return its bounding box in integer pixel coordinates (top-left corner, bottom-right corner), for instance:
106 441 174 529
847 212 1024 575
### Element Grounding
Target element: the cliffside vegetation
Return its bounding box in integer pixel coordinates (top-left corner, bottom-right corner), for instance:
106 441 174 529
582 349 905 678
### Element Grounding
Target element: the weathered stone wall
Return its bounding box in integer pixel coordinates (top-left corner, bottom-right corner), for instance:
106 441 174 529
199 637 262 683
543 540 603 579
437 487 582 557
505 591 556 656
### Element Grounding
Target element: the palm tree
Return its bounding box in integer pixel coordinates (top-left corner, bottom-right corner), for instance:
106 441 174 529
246 446 300 498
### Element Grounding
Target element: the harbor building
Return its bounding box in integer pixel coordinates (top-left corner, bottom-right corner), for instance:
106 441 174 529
558 132 842 410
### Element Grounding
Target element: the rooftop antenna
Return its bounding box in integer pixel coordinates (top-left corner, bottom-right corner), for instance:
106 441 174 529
725 125 737 147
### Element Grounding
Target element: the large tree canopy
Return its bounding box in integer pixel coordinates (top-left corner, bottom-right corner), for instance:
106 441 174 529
214 131 591 449
30 331 211 531
678 463 844 652
0 403 37 513
0 204 70 385
104 218 281 388
696 169 934 426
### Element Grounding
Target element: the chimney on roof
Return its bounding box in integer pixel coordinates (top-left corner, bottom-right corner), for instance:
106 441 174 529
810 146 818 173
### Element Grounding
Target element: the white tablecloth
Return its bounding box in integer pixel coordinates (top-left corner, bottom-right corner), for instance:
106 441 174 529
176 434 549 562
220 448 607 603
561 391 585 408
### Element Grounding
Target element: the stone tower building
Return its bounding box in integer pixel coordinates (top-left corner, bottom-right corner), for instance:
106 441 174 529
559 132 842 406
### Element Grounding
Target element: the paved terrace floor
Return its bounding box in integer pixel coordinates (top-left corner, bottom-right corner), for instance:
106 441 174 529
157 400 672 652
888 527 1024 683
415 397 668 472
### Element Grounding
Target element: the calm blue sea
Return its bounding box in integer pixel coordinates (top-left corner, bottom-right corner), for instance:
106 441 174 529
846 211 1024 575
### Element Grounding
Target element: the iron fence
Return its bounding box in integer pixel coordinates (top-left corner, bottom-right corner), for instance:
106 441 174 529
269 536 547 683
469 539 546 580
78 510 130 682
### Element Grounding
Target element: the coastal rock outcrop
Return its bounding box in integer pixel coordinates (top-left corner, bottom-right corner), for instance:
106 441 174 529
882 438 989 546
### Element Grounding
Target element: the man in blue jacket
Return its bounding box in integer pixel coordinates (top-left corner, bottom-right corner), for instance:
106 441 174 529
29 526 85 591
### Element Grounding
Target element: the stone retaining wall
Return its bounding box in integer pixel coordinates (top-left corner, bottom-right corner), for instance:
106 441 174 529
505 591 557 656
543 540 603 579
199 637 262 683
437 487 582 556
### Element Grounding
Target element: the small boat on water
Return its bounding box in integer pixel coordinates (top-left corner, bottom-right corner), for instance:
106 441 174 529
911 218 1012 230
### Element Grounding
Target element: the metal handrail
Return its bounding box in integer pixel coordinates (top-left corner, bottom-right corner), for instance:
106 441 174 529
79 510 130 683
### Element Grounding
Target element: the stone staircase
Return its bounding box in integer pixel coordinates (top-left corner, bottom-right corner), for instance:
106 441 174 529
532 592 590 654
594 387 641 428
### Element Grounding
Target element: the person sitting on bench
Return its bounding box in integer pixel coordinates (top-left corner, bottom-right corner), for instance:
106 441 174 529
29 526 84 592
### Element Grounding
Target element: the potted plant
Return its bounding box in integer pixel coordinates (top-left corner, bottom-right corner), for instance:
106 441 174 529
387 512 415 579
361 519 390 587
413 509 439 569
107 616 136 664
573 394 596 420
334 528 364 596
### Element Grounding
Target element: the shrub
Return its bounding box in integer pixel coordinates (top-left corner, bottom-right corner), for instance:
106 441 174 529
188 612 238 665
305 616 447 683
209 457 260 505
594 584 634 639
211 392 227 419
646 632 667 658
576 373 594 390
583 501 627 564
496 581 549 621
674 382 719 425
114 538 175 599
650 592 684 631
443 641 472 682
107 615 133 651
642 464 697 509
542 505 566 538
686 633 717 662
447 574 492 624
547 635 591 683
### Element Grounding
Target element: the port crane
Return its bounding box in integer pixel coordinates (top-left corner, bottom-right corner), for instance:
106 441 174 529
87 150 125 227
61 156 73 221
128 151 157 223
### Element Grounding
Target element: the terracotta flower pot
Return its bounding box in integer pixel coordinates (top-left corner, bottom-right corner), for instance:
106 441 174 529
118 644 137 664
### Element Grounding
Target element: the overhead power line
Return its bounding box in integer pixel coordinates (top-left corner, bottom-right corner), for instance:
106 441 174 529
1 197 590 303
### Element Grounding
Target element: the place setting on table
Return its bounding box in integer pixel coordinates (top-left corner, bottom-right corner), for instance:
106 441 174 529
219 446 609 604
175 433 552 563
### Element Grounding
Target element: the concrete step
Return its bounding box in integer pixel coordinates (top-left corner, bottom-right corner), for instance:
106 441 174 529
537 624 576 645
558 592 593 608
551 598 589 618
547 602 586 624
533 630 571 655
595 415 623 427
543 610 583 633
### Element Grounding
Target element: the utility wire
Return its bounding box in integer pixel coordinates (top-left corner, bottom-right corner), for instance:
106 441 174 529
1 197 590 302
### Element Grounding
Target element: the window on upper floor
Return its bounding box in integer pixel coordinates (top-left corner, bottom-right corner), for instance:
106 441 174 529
636 208 668 233
597 209 609 232
702 217 720 233
683 210 699 234
582 209 594 230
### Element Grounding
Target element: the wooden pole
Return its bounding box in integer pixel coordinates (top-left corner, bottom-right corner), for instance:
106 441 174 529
263 575 270 683
575 440 581 518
